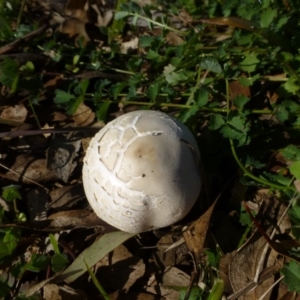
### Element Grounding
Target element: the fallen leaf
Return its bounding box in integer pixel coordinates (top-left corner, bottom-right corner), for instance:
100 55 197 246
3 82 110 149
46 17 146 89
166 32 184 46
0 210 110 232
183 199 218 264
59 18 90 42
0 104 28 123
72 102 95 126
229 80 251 100
46 132 82 182
65 0 89 22
110 292 165 300
5 154 57 184
226 194 292 299
50 184 85 210
121 37 139 54
43 284 86 300
58 231 135 283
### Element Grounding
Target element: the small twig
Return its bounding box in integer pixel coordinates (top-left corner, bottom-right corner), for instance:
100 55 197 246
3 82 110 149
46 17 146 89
0 24 48 55
0 127 101 138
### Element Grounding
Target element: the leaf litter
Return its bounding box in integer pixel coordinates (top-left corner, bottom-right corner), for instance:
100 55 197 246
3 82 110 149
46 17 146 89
1 0 300 299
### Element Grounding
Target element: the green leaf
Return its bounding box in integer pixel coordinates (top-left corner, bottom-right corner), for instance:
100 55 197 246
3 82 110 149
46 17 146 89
61 231 135 283
165 70 188 86
54 89 75 104
0 241 10 259
220 124 243 139
0 281 10 297
19 61 35 72
238 77 253 87
27 254 50 272
209 114 225 130
289 161 300 179
194 89 209 107
147 82 160 101
245 156 266 169
139 35 155 47
207 279 224 300
108 0 126 42
205 250 217 266
260 8 277 28
96 101 111 121
239 53 260 72
51 253 69 273
289 206 300 239
3 228 20 254
227 116 246 131
283 78 300 94
200 57 222 73
276 105 289 122
2 187 21 202
233 95 249 110
114 11 130 20
0 57 19 88
78 79 89 95
49 234 60 254
178 105 198 123
179 286 202 299
110 82 126 100
281 145 300 161
281 261 300 293
127 85 137 99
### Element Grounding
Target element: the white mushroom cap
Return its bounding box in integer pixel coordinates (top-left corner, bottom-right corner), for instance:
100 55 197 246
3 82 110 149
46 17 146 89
82 110 201 233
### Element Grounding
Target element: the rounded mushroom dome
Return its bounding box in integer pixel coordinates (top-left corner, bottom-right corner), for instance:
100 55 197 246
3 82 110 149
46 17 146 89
82 110 201 233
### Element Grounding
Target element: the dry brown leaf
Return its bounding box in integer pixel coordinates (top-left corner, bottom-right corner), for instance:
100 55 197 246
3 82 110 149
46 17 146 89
226 193 291 300
219 252 235 294
59 18 90 42
50 184 85 210
121 37 139 54
183 199 218 264
5 154 57 184
156 235 177 267
293 180 300 193
43 284 87 300
43 74 63 88
146 266 189 300
229 80 251 100
43 284 61 300
46 210 107 229
110 292 165 300
65 0 89 22
178 9 193 26
72 102 95 126
0 104 28 123
162 266 190 287
46 132 82 182
0 210 110 232
166 32 184 46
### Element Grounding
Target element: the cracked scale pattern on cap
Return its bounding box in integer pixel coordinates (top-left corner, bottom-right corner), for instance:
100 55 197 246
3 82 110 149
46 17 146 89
82 110 201 233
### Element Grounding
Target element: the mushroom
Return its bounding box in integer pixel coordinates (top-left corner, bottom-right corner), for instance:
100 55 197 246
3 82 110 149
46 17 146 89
82 110 201 233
